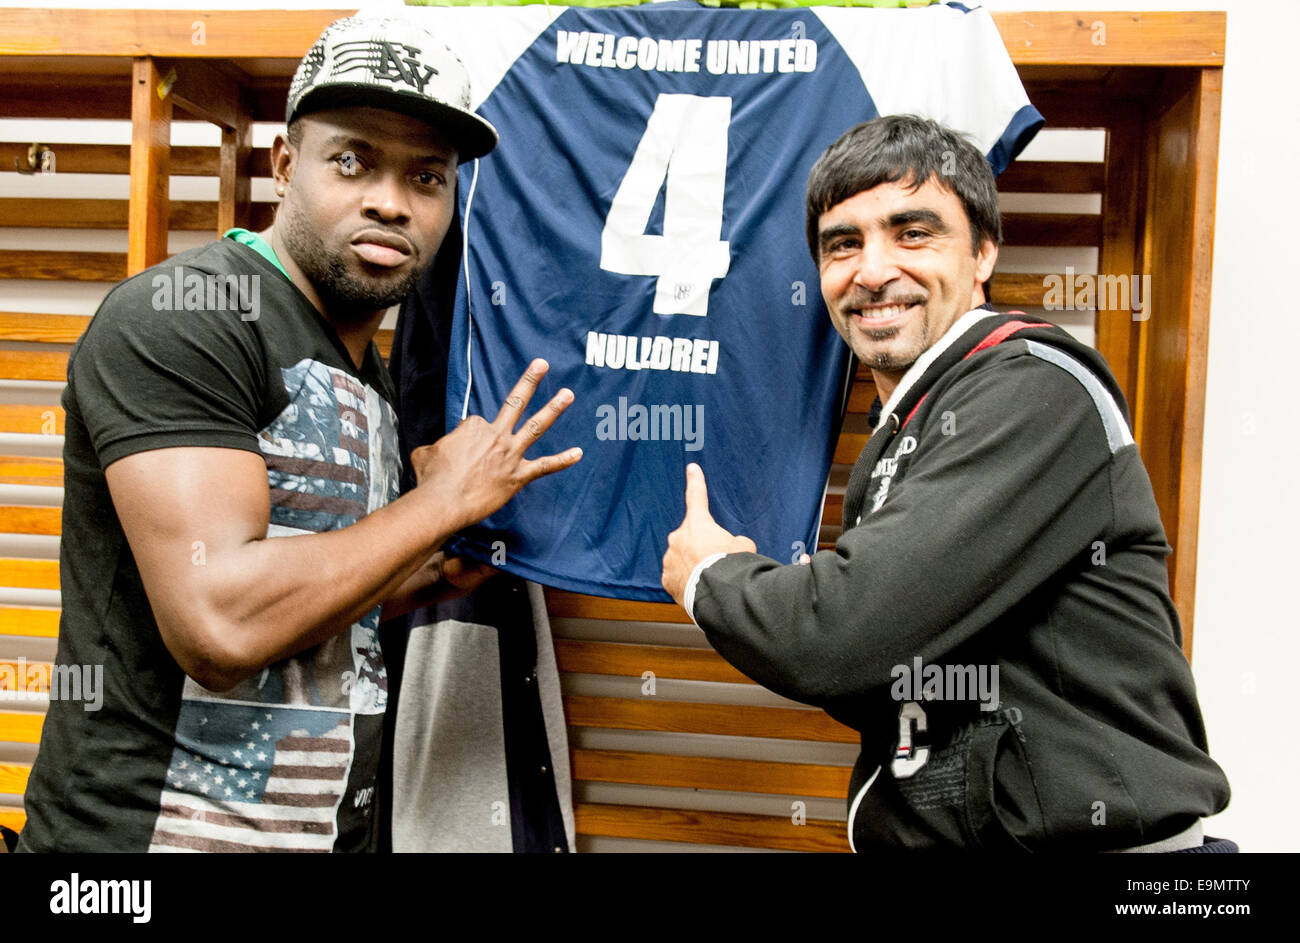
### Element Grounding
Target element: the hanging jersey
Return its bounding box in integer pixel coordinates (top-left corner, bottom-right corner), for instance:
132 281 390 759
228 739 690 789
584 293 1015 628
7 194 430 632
401 1 1043 600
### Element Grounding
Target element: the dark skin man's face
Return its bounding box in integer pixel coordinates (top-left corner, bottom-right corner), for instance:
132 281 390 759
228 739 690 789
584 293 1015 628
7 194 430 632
269 106 459 324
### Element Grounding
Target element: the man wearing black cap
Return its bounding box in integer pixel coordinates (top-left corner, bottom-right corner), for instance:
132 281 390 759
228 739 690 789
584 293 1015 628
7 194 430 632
17 16 578 852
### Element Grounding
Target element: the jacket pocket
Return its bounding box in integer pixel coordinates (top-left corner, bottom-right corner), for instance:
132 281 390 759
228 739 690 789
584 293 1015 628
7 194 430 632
850 707 1046 850
851 718 976 850
964 714 1046 851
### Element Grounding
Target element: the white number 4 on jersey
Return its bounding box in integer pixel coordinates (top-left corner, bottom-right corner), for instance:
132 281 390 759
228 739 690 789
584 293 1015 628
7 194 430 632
600 94 732 317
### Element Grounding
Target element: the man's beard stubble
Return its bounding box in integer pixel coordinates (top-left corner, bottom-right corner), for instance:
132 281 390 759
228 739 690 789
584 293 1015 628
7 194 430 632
280 205 421 323
841 287 930 374
856 309 930 375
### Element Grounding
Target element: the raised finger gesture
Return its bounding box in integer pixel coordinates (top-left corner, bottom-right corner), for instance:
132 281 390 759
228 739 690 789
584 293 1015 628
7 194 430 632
412 359 582 530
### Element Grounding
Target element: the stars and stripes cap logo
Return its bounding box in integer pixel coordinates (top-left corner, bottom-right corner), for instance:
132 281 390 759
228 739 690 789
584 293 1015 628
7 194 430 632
286 15 498 159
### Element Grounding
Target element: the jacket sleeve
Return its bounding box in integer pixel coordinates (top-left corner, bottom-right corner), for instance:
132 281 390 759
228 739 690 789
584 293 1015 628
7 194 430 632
692 352 1119 706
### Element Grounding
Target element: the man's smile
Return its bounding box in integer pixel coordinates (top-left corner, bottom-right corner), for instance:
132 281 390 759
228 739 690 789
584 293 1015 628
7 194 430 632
848 299 925 330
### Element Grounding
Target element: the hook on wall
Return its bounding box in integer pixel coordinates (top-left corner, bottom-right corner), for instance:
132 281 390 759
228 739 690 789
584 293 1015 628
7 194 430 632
14 143 55 175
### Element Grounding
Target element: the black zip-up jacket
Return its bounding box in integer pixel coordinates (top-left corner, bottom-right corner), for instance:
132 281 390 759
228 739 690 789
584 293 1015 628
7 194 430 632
692 311 1230 851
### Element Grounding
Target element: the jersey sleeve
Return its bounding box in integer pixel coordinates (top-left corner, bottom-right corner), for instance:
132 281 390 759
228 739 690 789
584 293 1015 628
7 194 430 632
812 4 1043 173
691 352 1118 707
68 269 268 469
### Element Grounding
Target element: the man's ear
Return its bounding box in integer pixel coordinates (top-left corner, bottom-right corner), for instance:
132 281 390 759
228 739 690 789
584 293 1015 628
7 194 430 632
974 237 999 285
269 132 295 195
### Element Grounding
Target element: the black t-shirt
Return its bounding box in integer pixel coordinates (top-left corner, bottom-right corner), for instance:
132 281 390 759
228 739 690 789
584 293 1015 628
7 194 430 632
19 236 401 852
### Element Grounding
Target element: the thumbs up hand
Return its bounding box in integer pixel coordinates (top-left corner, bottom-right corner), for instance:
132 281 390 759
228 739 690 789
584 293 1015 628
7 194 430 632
661 463 757 608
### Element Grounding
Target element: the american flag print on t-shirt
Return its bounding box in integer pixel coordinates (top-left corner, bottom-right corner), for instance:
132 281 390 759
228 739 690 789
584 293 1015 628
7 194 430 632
149 358 400 851
149 700 353 852
260 358 400 534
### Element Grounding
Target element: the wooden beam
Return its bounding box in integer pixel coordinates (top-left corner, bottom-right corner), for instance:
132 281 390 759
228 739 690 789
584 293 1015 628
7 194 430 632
0 506 62 536
0 74 131 118
0 198 274 232
990 273 1057 309
0 608 60 639
0 10 1225 67
572 749 852 799
0 659 50 694
1022 83 1131 130
0 764 31 796
554 639 754 685
574 803 849 852
0 350 69 382
0 9 346 59
563 695 858 744
545 587 691 625
846 381 877 415
1170 69 1221 656
0 312 88 343
1095 107 1146 413
834 434 868 466
999 160 1104 193
0 406 65 436
0 141 131 174
156 57 241 130
0 142 271 176
1001 212 1101 247
0 557 60 589
127 56 170 275
823 493 843 528
995 12 1224 67
0 456 62 485
0 251 125 282
218 92 253 235
0 711 43 744
1132 70 1224 657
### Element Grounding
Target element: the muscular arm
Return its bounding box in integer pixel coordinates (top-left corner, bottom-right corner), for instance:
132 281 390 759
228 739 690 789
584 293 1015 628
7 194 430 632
109 361 579 692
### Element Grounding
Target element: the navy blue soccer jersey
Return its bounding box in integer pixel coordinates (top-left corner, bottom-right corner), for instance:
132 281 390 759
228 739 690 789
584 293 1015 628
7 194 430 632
399 2 1043 601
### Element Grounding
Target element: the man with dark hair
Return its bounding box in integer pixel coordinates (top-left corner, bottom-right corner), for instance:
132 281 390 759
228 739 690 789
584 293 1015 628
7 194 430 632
803 116 1002 304
661 114 1231 851
18 16 581 852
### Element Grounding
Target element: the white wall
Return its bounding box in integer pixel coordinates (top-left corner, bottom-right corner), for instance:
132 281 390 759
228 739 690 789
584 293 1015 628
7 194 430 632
3 0 1294 851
